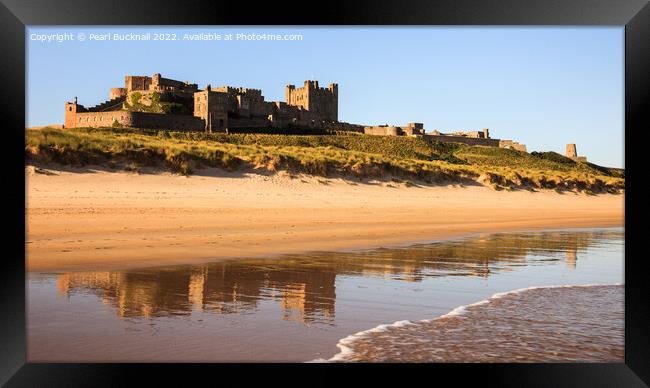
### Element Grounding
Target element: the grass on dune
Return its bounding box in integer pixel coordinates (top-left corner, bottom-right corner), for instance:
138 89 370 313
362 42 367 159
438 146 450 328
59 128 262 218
25 126 624 194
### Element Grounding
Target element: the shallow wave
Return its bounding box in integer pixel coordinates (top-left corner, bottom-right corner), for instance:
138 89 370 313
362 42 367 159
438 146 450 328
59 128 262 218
316 283 624 363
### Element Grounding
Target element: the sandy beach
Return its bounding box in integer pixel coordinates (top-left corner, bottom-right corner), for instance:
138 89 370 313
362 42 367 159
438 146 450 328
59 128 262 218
26 166 624 272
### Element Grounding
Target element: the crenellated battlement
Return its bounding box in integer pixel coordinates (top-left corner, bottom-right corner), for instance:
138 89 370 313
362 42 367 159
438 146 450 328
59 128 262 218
214 86 263 96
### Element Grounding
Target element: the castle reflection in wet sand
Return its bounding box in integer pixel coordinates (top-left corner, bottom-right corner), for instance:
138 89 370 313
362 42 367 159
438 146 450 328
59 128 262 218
28 229 623 362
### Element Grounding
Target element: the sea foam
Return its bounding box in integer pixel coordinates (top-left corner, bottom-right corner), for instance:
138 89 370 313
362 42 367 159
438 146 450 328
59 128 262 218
316 282 623 362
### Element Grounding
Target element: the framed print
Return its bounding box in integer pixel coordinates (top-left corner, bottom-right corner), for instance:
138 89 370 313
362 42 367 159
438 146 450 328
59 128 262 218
1 0 648 386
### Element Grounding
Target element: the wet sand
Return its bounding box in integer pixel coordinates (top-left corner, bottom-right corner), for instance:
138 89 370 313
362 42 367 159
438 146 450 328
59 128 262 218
26 166 624 272
330 284 624 362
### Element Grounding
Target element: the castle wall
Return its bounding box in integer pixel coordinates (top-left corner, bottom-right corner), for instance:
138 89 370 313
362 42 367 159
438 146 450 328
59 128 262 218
211 86 269 119
425 134 501 147
74 111 136 128
445 130 486 138
365 126 401 136
403 123 425 135
268 102 321 128
285 83 307 110
250 98 274 118
365 123 425 136
235 94 273 118
363 127 522 150
72 111 205 131
499 140 528 152
110 88 127 100
131 112 205 131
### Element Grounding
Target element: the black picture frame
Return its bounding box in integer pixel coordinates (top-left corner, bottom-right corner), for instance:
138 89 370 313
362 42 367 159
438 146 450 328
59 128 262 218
1 0 648 386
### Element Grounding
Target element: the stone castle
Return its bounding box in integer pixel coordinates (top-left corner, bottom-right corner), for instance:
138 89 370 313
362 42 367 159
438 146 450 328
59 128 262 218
64 72 526 152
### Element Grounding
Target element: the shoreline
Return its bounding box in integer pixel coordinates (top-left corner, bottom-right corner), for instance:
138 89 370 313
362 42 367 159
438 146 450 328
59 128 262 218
323 283 624 363
26 166 624 273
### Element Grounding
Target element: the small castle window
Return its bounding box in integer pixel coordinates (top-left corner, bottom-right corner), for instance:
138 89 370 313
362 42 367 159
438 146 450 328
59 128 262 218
68 107 72 112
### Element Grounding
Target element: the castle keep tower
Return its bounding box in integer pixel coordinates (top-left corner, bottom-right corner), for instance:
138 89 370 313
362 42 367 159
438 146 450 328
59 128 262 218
285 80 338 122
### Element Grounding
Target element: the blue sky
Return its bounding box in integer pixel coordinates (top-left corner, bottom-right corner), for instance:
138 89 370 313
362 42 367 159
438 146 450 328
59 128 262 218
27 27 624 167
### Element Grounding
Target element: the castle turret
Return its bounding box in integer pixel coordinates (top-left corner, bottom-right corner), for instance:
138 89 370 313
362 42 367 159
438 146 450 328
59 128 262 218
328 83 338 122
152 73 162 89
285 84 295 105
64 98 79 128
566 143 577 158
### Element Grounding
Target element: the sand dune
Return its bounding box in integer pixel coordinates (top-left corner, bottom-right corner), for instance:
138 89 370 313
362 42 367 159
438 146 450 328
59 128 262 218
26 166 624 272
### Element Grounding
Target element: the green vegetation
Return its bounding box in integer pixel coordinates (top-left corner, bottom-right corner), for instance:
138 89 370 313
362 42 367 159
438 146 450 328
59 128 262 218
25 127 624 193
124 91 191 115
167 130 467 164
129 92 142 106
